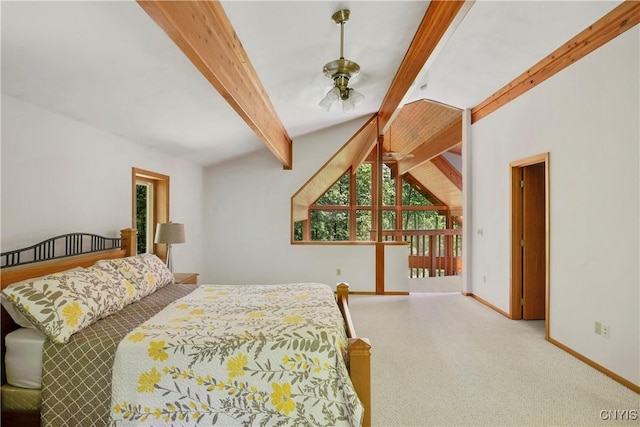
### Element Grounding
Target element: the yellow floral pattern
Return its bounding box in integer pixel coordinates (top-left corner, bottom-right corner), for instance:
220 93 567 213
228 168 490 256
62 301 83 327
110 283 363 426
147 341 168 362
137 367 161 393
226 353 248 379
1 263 134 343
271 382 296 415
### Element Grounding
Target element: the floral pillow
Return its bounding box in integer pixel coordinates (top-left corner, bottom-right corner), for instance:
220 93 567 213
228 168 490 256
100 254 174 302
89 262 137 311
1 268 80 329
1 266 129 343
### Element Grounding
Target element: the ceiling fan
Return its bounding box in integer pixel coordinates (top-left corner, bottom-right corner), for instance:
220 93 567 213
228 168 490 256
319 9 364 112
383 151 415 162
382 127 414 162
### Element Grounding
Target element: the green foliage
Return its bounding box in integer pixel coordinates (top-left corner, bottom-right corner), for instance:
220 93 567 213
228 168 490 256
310 210 349 241
402 179 433 206
136 184 147 254
355 210 372 241
315 174 349 205
306 162 448 241
382 164 395 206
356 163 372 206
293 221 303 241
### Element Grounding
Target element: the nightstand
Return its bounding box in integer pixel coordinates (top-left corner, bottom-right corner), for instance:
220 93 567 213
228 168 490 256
174 273 199 285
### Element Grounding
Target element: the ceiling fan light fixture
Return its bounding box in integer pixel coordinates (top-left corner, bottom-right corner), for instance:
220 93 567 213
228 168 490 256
320 9 363 112
319 86 341 111
348 88 364 105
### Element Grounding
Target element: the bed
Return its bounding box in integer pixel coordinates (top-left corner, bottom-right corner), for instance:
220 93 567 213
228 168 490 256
1 229 371 427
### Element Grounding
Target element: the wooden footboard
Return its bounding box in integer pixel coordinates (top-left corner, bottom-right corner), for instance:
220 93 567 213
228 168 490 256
336 283 372 427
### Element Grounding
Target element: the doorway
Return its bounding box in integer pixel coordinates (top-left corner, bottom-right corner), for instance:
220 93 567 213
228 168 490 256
510 153 550 338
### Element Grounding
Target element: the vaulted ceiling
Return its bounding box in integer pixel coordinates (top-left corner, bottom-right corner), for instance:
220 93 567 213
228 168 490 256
1 0 624 208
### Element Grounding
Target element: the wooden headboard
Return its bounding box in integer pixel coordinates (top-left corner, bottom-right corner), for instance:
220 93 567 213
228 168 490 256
0 228 137 385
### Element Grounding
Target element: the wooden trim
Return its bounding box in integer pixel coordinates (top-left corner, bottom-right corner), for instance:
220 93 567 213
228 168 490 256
349 168 357 242
510 166 523 320
431 155 463 191
467 291 640 393
383 229 462 237
465 293 511 319
510 152 549 168
291 116 377 223
137 1 292 169
336 283 354 336
348 338 372 427
291 241 407 246
398 117 462 175
174 272 199 285
344 291 409 296
471 1 640 123
547 337 640 394
132 167 170 262
378 0 467 132
310 205 449 212
375 242 385 294
335 283 372 427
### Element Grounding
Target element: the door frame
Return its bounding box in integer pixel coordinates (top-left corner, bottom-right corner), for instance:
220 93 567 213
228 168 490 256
510 153 550 337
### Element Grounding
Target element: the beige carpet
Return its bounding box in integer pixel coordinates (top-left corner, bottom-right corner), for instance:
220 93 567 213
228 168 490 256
348 293 639 427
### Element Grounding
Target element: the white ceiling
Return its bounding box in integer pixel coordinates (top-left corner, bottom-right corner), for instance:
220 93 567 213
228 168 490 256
1 1 622 167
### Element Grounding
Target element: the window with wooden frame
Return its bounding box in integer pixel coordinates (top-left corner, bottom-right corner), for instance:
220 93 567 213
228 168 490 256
294 161 448 242
132 168 169 260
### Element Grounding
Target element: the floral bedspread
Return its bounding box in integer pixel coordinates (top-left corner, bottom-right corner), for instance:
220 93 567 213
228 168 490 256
109 283 363 426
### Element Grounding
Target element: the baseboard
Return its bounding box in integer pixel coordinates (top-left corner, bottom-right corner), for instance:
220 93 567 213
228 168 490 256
349 291 410 296
547 337 640 394
464 292 511 318
465 293 639 394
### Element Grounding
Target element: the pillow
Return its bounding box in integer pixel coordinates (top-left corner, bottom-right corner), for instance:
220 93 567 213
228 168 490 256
140 253 174 288
0 268 82 329
2 266 128 343
99 254 174 301
2 293 38 328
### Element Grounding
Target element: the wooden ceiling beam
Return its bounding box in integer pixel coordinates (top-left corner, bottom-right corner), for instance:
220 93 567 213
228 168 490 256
448 143 462 156
137 0 293 169
351 117 379 171
430 155 462 191
398 117 462 175
471 0 640 123
377 1 467 134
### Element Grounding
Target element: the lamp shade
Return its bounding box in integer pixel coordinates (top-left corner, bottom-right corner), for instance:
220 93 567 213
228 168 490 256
154 223 186 244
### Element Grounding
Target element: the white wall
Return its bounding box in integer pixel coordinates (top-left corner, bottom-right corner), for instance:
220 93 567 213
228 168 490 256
203 116 408 293
1 94 205 275
469 28 639 386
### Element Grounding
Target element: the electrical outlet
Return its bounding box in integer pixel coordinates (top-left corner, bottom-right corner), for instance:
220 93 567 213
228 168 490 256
336 268 341 276
595 321 602 335
602 325 609 338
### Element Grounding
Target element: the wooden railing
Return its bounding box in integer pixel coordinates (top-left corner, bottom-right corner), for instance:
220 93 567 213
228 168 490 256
382 229 462 278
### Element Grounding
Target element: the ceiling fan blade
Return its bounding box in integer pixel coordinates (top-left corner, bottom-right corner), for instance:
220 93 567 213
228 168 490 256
383 152 415 161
